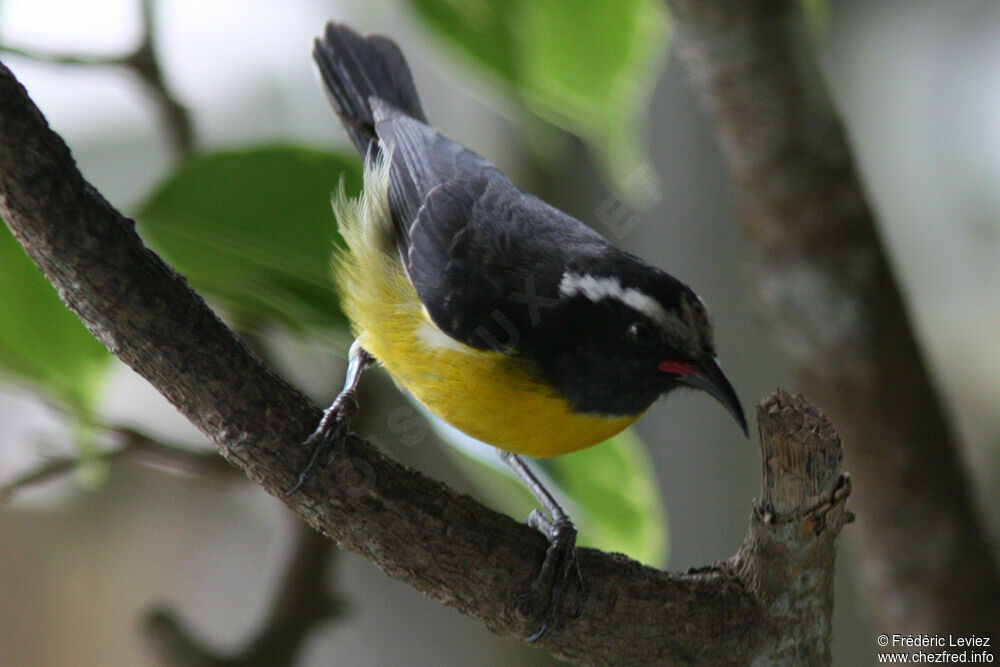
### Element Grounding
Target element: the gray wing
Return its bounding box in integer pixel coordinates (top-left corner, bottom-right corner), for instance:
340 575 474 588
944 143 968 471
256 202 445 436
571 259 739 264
372 106 610 350
372 99 496 241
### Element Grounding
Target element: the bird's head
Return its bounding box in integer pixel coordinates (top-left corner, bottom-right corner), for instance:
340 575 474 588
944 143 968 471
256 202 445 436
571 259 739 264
535 257 747 435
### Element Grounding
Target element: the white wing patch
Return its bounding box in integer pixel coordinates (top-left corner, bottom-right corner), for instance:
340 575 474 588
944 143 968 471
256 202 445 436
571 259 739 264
416 315 469 353
559 273 670 330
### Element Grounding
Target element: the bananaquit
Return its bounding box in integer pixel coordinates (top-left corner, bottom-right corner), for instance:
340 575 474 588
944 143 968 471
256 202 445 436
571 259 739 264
292 22 748 641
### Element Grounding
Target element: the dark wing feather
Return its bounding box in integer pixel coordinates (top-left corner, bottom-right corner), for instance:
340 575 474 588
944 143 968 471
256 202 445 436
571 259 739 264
406 168 610 351
313 22 426 156
371 100 497 246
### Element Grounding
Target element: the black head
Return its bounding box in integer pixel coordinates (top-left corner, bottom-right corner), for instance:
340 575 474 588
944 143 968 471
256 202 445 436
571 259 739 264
532 255 747 435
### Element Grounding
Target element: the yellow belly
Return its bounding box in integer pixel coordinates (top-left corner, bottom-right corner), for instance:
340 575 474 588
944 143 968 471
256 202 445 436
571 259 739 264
357 318 640 458
330 160 639 457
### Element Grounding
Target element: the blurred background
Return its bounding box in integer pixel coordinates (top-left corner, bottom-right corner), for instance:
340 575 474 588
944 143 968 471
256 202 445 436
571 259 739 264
0 0 997 664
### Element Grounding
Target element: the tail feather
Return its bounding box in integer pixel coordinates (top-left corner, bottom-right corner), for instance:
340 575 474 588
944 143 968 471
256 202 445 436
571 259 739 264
313 22 426 156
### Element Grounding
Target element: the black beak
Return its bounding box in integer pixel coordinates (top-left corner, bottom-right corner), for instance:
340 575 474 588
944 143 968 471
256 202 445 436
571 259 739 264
677 358 748 437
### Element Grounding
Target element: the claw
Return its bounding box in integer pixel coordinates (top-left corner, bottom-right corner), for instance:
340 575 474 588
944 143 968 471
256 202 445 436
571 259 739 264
286 341 372 496
285 391 359 496
497 451 588 641
521 517 587 642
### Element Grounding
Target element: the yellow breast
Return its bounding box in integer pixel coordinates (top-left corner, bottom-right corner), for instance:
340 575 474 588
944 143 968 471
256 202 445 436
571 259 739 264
356 308 640 458
330 159 639 457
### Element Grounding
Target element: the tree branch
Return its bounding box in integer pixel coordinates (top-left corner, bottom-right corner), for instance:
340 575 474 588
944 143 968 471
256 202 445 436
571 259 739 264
0 0 194 156
739 391 851 664
0 425 231 502
0 59 849 664
127 0 195 156
144 520 343 666
665 0 1000 639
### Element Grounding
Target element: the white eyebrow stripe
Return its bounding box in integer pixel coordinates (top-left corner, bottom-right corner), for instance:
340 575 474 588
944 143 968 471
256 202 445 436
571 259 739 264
559 272 670 329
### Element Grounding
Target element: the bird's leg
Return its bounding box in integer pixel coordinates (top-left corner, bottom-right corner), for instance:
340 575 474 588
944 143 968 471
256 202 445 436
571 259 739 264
498 450 586 642
286 340 373 495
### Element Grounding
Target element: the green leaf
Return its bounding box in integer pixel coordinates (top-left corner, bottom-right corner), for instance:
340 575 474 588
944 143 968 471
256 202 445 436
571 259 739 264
406 0 670 203
801 0 830 35
0 222 111 415
539 429 667 566
431 413 668 567
137 145 362 335
406 0 520 80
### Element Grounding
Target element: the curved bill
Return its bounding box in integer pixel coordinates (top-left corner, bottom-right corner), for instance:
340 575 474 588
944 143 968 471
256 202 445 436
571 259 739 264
677 357 748 437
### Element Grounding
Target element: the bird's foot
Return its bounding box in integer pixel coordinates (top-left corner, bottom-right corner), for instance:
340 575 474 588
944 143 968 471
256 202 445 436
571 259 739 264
518 509 587 642
285 391 359 496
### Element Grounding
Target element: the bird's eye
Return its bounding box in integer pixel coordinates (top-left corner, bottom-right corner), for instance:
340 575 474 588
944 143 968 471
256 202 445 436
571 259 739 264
625 322 658 352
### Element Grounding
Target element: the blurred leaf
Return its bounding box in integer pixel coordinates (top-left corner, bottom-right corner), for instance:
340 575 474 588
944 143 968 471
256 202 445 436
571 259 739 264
428 408 668 567
73 420 109 490
442 439 541 520
137 145 362 335
0 222 111 415
801 0 830 34
540 429 667 566
406 0 670 204
405 0 519 80
515 0 669 203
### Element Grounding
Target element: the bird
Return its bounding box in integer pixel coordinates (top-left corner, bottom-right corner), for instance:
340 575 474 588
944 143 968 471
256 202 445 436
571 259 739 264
291 21 748 642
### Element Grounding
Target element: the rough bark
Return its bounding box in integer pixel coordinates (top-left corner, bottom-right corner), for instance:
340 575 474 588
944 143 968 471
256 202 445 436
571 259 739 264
1 59 849 664
665 0 1000 639
738 391 850 665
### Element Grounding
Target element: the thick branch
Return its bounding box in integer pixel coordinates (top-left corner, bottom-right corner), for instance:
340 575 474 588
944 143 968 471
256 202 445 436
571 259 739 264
0 60 849 663
665 0 1000 638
